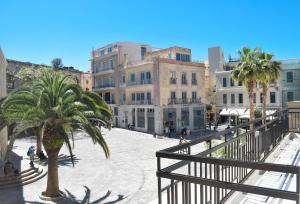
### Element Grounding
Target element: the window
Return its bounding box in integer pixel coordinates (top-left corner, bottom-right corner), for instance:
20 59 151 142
192 73 197 84
176 53 191 62
260 93 263 103
287 72 293 83
270 92 276 103
100 50 105 56
253 93 256 104
137 108 145 128
136 93 141 101
141 72 145 83
231 94 235 104
170 71 176 84
192 91 197 99
130 74 135 82
182 92 187 103
238 81 242 86
239 93 243 104
182 72 187 85
223 94 227 105
131 93 135 101
109 59 113 69
147 92 151 100
181 108 189 126
230 78 234 86
141 47 146 60
95 64 99 73
86 80 89 84
146 72 151 80
113 107 118 116
171 91 176 100
223 77 227 87
287 92 294 102
141 93 145 101
102 62 106 71
108 47 112 53
122 75 125 83
122 93 126 102
168 53 172 59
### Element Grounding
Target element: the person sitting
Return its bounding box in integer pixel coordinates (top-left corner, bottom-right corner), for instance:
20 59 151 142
38 151 48 161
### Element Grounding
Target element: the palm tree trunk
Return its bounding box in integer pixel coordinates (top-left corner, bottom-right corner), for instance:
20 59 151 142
34 128 42 155
262 83 268 123
44 147 61 197
248 81 255 130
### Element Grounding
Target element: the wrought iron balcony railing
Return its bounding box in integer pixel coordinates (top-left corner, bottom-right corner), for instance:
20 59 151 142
170 78 177 84
168 98 201 105
126 79 152 86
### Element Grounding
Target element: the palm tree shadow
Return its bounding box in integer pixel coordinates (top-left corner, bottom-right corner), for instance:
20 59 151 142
25 186 127 204
61 186 127 204
38 154 80 167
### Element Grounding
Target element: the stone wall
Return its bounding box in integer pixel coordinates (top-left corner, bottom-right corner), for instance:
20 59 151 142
0 48 8 161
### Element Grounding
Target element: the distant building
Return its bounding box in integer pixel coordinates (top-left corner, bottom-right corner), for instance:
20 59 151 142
0 48 8 162
92 42 207 134
6 59 91 92
209 46 282 124
279 59 300 106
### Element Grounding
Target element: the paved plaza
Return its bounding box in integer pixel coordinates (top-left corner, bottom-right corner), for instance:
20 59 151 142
0 128 179 204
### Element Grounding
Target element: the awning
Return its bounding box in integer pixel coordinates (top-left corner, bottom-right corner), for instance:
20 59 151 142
238 109 277 119
219 108 247 116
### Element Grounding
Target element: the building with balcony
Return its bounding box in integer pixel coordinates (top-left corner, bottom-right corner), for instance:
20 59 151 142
280 58 300 106
0 48 8 163
91 42 153 105
92 43 207 134
209 47 282 124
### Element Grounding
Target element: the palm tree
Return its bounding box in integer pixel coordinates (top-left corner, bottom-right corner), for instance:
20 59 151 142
1 70 112 198
257 52 281 120
232 47 261 129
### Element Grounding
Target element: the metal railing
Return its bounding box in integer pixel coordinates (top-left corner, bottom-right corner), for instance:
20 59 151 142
157 110 300 204
168 98 201 105
126 79 152 86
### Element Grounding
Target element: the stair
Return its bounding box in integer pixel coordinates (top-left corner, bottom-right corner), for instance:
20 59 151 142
0 166 47 189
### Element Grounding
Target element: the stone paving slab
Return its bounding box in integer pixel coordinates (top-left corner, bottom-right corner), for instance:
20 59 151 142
0 128 179 204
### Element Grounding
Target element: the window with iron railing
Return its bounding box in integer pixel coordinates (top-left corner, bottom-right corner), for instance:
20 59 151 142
182 73 187 85
192 73 197 85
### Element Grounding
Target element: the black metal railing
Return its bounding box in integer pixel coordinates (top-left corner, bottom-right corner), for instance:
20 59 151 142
168 98 201 105
157 110 300 204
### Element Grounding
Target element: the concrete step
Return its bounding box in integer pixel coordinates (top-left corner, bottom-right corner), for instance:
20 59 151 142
0 166 47 189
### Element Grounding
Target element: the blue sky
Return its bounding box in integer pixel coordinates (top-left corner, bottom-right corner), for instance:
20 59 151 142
1 0 299 71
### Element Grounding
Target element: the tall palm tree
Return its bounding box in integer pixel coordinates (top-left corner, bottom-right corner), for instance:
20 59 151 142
1 70 112 198
257 52 281 120
232 47 261 129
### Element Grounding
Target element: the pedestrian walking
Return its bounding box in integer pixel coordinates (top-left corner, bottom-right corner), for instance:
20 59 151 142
27 146 35 167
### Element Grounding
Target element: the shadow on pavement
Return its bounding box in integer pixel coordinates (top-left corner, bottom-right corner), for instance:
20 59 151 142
25 186 127 204
37 154 80 167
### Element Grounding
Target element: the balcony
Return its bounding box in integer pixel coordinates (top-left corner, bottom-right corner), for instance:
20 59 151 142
170 78 177 84
181 79 188 85
92 67 115 75
156 110 300 204
126 79 152 86
168 98 201 105
92 83 115 90
130 99 152 105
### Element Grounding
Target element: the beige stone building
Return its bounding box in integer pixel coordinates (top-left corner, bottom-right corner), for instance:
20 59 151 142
92 42 207 134
0 48 8 162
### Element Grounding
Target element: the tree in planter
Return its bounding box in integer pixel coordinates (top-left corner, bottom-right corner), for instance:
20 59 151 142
257 52 281 120
2 70 112 197
232 47 260 129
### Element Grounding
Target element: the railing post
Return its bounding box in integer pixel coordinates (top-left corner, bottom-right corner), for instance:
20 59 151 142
297 171 300 204
157 157 162 204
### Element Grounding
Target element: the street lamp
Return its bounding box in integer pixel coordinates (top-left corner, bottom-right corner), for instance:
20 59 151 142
228 109 239 126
